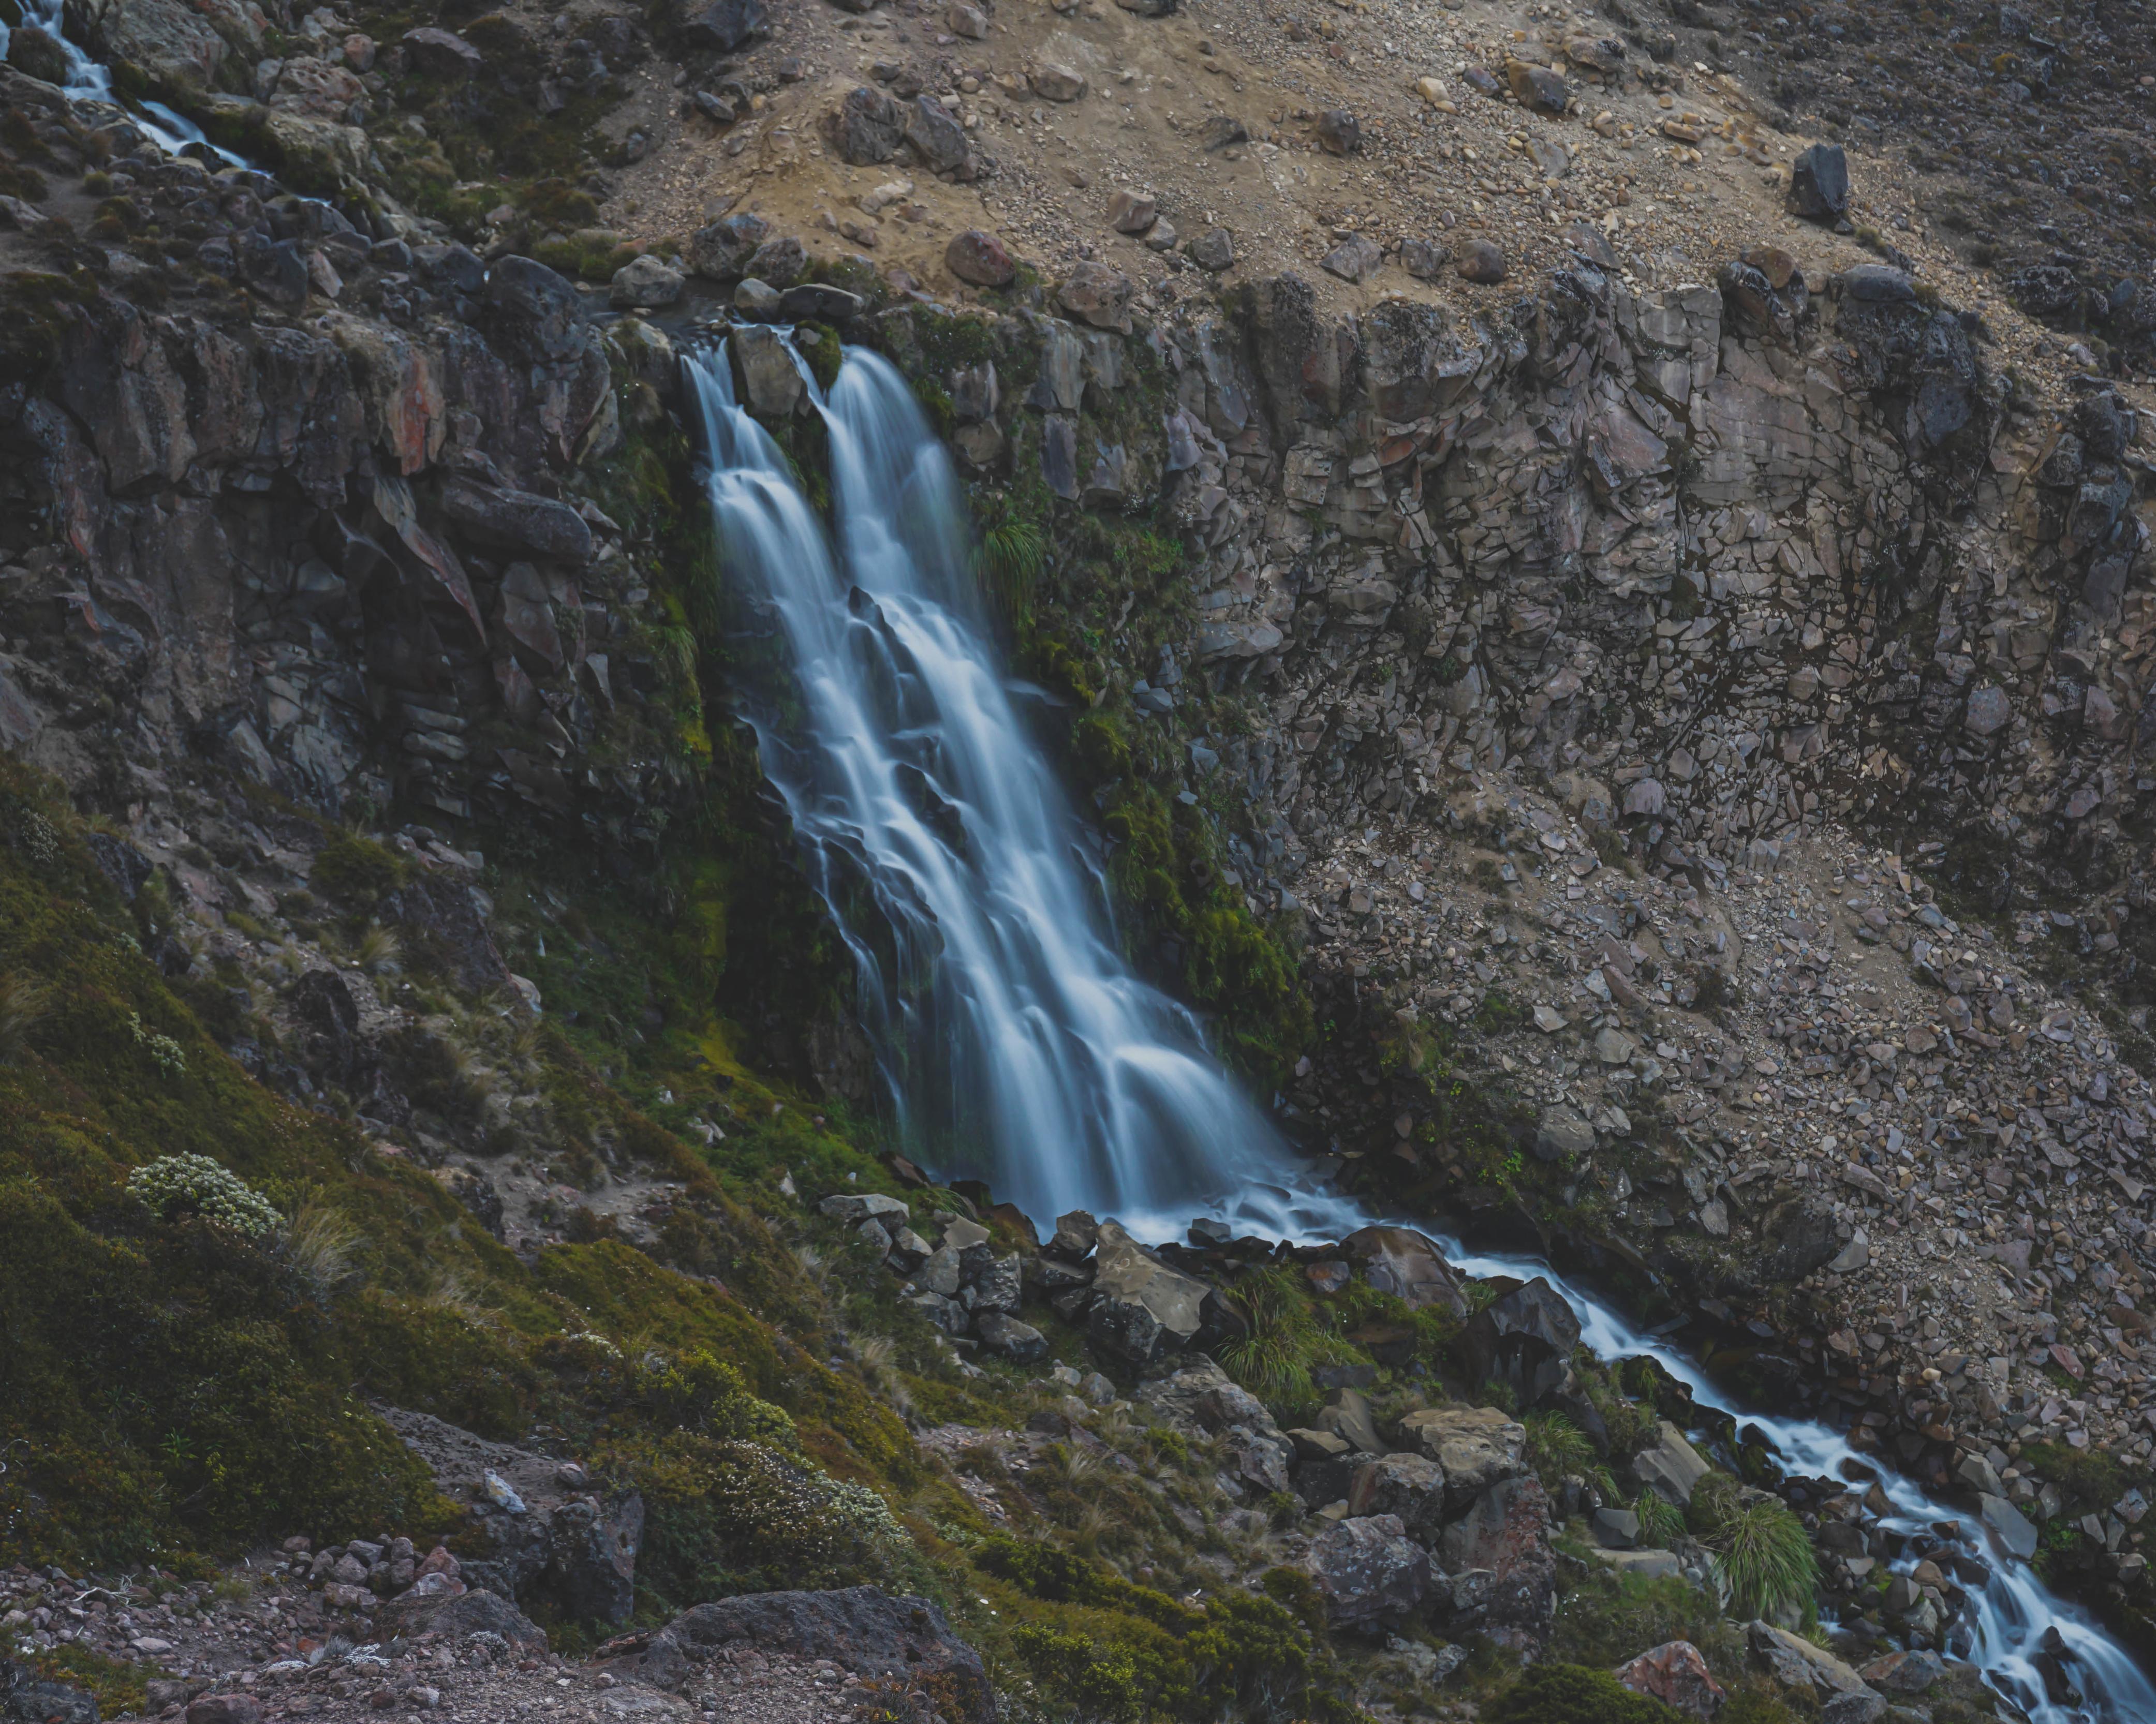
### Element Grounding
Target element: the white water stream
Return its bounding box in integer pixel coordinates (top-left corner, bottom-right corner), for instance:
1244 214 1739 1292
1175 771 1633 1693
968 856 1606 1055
0 0 244 163
687 337 2156 1721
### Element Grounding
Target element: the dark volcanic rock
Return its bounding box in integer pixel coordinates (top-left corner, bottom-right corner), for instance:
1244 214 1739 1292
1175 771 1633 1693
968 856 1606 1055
1786 142 1850 222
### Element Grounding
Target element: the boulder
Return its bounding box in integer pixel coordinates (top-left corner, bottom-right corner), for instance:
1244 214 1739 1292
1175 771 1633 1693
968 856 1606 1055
1749 1622 1880 1716
1316 109 1361 153
1533 1106 1596 1162
372 1587 547 1647
1107 189 1157 233
1057 262 1136 331
833 84 906 164
1787 142 1850 222
1186 227 1236 272
974 1311 1047 1362
1615 1641 1726 1720
1506 60 1568 112
1316 1386 1389 1455
1086 1223 1214 1363
1459 1276 1580 1407
1338 1227 1467 1313
1396 1405 1526 1510
441 480 595 563
1858 1649 1946 1697
67 0 263 94
184 1701 255 1724
1980 1492 2039 1560
1306 1515 1429 1631
1592 1506 1639 1549
819 1193 910 1225
1456 237 1507 284
1285 1429 1356 1505
2 1661 98 1724
1399 237 1447 280
946 229 1015 287
680 0 764 51
687 211 771 280
1030 63 1086 101
1320 234 1381 283
1049 1210 1098 1258
744 235 807 287
1434 1476 1556 1654
610 255 684 310
608 1591 991 1724
6 25 73 84
1346 1453 1448 1541
402 26 483 77
780 284 864 322
905 95 972 175
1631 1420 1710 1506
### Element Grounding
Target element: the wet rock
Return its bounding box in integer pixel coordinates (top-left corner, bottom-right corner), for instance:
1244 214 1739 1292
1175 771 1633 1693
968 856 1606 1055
402 26 482 78
1339 1227 1468 1313
1507 60 1569 112
681 0 765 51
1460 1276 1580 1406
1615 1641 1726 1720
1321 234 1381 284
1049 1210 1098 1258
945 229 1015 287
780 283 865 322
834 84 906 164
1786 142 1850 222
1456 238 1508 284
1981 1492 2039 1559
687 211 770 279
1315 109 1361 154
610 255 684 310
1057 262 1135 331
1186 227 1236 272
1307 1514 1429 1631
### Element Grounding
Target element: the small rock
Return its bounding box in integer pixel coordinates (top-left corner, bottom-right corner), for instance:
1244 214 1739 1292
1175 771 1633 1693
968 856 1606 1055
1399 236 1446 279
1316 108 1361 153
1030 63 1086 101
1320 233 1381 283
946 1 988 38
1106 188 1158 234
946 228 1016 286
1057 261 1135 331
1455 238 1507 284
1144 219 1179 251
1506 60 1569 113
1186 226 1236 271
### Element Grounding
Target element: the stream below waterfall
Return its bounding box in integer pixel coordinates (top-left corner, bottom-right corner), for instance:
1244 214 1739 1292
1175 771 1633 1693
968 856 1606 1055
683 334 2156 1722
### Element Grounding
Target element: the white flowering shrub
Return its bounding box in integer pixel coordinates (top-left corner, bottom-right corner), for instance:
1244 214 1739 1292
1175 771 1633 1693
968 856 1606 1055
127 1154 280 1240
128 1012 186 1078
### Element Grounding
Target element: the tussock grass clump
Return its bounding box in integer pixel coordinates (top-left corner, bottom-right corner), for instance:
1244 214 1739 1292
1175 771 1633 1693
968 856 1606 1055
1705 1496 1818 1622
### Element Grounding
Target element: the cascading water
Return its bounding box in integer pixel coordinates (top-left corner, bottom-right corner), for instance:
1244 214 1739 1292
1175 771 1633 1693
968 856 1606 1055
0 0 243 163
685 336 2156 1723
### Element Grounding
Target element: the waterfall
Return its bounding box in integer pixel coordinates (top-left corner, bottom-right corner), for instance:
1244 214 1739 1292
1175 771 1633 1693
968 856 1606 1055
684 336 2156 1724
